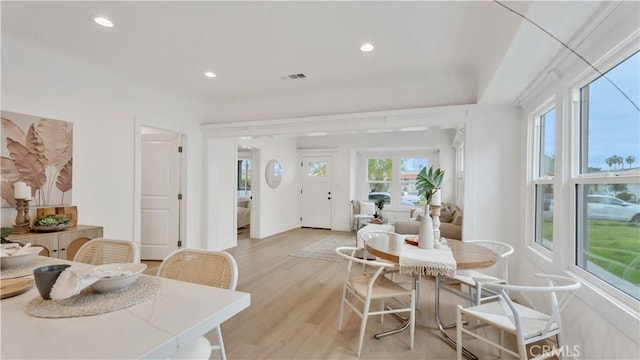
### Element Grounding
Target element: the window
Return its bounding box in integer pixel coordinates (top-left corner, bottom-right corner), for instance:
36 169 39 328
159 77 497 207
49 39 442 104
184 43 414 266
400 157 427 206
574 51 640 300
237 159 251 197
363 152 433 208
307 161 327 177
367 158 392 204
532 107 556 251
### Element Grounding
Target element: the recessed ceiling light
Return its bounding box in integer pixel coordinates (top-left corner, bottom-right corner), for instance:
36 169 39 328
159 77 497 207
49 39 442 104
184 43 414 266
204 72 217 78
360 43 374 52
91 16 113 27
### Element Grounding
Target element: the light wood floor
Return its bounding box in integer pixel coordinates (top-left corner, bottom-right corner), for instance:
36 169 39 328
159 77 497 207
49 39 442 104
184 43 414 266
191 227 513 360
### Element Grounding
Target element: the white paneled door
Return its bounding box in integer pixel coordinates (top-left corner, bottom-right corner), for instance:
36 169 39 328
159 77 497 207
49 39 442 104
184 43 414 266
141 132 181 260
300 156 332 229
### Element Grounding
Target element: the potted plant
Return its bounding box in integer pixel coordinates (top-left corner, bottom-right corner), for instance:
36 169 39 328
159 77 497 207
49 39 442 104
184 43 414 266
374 198 385 219
33 215 70 232
1 227 14 244
415 166 445 204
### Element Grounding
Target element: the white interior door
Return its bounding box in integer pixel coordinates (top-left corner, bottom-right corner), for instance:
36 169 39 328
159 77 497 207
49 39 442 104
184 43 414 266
141 131 181 260
301 156 332 229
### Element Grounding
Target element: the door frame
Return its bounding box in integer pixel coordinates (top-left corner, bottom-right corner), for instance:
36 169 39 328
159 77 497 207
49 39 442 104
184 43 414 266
134 122 185 260
235 146 260 240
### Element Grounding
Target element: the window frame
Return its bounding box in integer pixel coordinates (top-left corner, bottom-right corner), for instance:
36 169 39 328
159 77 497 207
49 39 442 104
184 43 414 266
237 158 252 196
527 98 557 257
566 46 640 307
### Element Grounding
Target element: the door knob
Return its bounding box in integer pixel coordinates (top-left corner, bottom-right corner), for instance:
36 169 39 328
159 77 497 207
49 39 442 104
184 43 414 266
328 197 332 200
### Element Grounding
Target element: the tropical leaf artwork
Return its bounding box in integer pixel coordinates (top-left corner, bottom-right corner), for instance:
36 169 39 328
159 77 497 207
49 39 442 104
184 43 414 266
1 111 73 208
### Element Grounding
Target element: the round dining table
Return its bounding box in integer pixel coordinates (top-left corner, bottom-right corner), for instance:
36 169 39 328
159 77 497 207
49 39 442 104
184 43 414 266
365 233 497 360
366 235 497 269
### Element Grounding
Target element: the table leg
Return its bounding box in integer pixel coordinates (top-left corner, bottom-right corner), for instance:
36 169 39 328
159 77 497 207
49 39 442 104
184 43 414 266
435 275 478 360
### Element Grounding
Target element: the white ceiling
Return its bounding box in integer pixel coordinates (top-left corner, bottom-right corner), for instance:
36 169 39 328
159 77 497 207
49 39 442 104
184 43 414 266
1 1 610 123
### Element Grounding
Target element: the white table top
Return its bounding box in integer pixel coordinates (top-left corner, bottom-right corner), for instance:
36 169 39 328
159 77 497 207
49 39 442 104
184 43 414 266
1 274 250 359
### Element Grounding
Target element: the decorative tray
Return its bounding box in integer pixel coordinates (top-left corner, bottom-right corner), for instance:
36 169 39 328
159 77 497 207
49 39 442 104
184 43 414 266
32 224 69 233
1 278 34 299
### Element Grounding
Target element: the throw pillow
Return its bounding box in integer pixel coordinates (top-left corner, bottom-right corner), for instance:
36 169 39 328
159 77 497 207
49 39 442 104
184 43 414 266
452 210 463 225
359 201 376 215
440 207 454 223
411 208 426 221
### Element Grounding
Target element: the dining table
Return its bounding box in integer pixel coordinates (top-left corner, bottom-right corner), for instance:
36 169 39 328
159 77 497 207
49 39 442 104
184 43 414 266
0 256 251 359
365 234 496 360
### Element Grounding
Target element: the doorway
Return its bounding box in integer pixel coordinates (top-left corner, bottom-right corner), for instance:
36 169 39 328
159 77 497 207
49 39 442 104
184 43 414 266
140 127 184 260
237 146 252 238
300 155 332 229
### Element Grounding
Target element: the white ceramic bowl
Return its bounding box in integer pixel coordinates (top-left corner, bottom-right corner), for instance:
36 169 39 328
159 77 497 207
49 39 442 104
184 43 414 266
89 263 147 293
0 246 44 269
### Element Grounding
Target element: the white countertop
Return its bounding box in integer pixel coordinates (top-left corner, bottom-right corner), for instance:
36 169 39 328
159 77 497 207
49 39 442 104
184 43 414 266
1 274 250 359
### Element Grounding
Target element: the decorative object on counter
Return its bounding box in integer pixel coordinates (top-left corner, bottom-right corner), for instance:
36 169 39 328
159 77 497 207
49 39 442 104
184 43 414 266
0 278 35 299
418 211 435 249
1 111 74 208
32 215 70 233
415 166 444 204
12 181 32 235
35 206 78 228
415 166 445 243
88 263 147 293
431 190 442 244
25 275 161 318
33 264 71 299
0 244 44 269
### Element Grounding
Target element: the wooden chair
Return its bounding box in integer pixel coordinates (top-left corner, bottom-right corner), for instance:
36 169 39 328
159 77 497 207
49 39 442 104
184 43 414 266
157 249 239 360
335 246 415 357
456 274 581 360
72 238 137 265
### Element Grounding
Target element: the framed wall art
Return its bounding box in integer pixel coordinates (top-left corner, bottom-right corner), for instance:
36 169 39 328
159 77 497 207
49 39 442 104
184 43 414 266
1 110 73 208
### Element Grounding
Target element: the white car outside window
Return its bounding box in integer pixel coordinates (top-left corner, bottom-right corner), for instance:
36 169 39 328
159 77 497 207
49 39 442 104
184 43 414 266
587 195 640 222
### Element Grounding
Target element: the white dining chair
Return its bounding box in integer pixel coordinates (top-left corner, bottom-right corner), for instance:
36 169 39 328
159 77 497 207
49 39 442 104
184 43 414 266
335 246 415 357
158 249 239 360
456 273 581 360
442 240 515 306
358 230 414 287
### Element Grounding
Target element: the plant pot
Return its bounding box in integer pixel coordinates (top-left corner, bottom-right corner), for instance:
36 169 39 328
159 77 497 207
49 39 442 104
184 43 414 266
32 224 69 233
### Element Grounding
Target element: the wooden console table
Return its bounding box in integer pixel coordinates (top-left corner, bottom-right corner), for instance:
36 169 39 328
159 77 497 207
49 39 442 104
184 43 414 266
7 225 103 260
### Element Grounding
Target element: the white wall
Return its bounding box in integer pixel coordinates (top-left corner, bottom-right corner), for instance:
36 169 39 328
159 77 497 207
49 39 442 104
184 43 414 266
238 137 299 239
297 129 457 232
204 137 237 250
1 36 205 246
463 107 523 244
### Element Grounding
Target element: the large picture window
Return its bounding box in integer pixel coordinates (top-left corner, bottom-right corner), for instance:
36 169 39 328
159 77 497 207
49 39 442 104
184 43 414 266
363 152 433 208
574 51 640 300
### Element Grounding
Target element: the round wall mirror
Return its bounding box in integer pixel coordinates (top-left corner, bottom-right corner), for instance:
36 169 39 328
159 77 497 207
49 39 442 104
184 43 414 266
265 159 282 189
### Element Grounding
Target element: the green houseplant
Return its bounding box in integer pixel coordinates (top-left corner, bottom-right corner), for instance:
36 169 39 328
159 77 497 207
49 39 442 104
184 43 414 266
374 198 385 219
415 166 445 204
1 227 14 244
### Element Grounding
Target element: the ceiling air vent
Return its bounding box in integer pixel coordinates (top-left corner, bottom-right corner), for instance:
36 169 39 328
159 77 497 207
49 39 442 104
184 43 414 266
281 73 307 80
